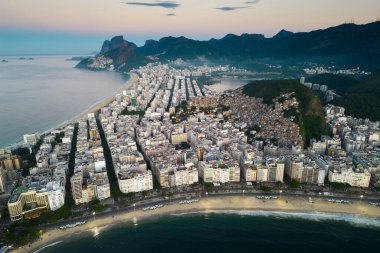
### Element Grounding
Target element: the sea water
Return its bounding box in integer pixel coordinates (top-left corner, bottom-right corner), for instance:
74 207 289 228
37 212 380 253
0 55 127 147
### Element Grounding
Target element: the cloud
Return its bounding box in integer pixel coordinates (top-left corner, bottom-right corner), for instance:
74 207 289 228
244 0 261 4
215 1 260 12
122 1 180 9
215 6 251 11
165 13 176 16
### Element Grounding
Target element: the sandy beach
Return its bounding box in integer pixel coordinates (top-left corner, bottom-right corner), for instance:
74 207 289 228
13 195 380 253
65 72 139 124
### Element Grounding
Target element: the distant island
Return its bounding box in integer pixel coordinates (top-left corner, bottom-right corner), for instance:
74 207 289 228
19 57 34 60
1 59 7 63
66 56 90 61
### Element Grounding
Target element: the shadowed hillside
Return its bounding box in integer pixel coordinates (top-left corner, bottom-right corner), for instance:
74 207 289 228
333 70 380 121
306 74 360 95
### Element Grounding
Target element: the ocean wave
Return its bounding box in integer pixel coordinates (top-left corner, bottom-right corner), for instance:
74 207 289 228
33 240 63 253
171 210 380 229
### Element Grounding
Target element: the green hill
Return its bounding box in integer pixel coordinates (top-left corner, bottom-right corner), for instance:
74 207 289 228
242 80 328 144
333 70 380 121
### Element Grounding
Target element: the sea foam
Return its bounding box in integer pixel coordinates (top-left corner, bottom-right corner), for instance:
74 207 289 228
172 210 380 229
32 240 63 253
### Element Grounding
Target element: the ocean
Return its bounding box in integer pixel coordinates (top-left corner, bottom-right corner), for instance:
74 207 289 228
0 55 127 147
37 211 380 253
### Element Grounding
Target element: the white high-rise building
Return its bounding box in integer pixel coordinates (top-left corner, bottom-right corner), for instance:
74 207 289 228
242 164 257 182
328 168 371 187
198 161 239 184
169 166 199 187
23 133 39 145
0 166 7 193
96 183 111 200
256 165 269 182
46 180 65 211
117 170 153 193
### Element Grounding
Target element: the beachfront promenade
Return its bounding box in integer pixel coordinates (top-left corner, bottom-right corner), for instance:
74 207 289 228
38 189 380 230
13 192 380 253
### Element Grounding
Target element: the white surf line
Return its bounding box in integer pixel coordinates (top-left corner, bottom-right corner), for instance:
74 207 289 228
171 210 380 228
32 240 63 253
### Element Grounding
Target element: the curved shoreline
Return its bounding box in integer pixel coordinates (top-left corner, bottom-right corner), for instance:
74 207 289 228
12 195 380 253
66 72 137 124
4 72 138 149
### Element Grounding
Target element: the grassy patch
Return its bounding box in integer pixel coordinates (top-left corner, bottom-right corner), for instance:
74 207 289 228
290 179 300 188
89 200 107 213
260 185 272 192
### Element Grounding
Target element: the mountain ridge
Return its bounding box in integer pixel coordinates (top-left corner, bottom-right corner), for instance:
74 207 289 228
77 21 380 71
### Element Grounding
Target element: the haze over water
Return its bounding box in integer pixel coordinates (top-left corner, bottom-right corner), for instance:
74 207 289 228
0 56 126 147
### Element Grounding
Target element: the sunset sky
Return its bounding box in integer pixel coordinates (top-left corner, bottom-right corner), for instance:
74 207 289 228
1 0 379 55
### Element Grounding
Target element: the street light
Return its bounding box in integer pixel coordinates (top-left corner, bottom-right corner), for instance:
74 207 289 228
360 195 364 202
242 189 245 196
205 192 208 198
133 203 136 211
279 190 283 198
92 211 96 220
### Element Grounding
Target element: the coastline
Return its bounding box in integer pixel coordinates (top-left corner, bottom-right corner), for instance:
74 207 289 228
3 72 138 149
13 195 380 253
66 72 138 124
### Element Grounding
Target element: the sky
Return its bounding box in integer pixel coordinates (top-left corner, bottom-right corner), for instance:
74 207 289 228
0 0 380 55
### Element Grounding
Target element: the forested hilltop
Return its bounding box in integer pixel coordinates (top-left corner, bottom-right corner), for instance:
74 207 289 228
305 70 380 121
331 70 380 121
306 74 360 96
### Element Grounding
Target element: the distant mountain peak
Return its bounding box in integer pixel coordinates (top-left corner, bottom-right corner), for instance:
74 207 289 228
100 35 137 55
273 29 294 39
221 33 264 40
144 39 158 46
222 34 239 40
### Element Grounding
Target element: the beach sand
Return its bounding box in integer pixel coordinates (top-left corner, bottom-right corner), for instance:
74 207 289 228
67 72 139 124
13 195 380 253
